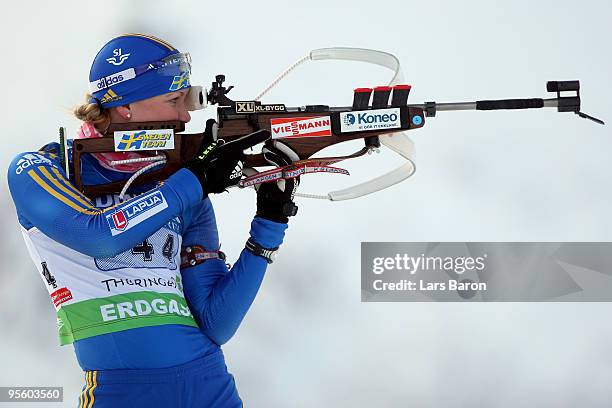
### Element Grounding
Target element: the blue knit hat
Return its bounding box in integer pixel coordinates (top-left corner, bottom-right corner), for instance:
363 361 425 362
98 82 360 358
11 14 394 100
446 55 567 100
89 34 191 108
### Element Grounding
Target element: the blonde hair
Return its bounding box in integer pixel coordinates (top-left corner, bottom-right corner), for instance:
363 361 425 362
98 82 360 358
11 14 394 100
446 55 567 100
73 93 111 131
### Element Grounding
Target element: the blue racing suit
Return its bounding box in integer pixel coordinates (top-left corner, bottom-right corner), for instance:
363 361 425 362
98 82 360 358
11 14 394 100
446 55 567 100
7 142 287 407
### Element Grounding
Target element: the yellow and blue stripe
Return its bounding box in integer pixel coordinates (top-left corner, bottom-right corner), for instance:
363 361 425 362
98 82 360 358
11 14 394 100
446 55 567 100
26 164 134 215
79 370 97 408
27 168 100 215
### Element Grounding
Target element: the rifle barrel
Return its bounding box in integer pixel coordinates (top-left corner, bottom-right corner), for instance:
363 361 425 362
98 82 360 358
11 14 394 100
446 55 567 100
409 98 561 115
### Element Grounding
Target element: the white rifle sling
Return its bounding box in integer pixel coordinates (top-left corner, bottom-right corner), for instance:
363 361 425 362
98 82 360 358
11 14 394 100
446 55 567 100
254 47 417 201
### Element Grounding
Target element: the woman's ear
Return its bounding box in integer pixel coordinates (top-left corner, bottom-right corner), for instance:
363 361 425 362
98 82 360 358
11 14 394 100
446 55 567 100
115 105 132 120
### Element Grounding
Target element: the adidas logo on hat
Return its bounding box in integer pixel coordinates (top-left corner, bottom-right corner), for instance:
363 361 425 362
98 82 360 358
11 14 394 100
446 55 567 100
101 89 122 103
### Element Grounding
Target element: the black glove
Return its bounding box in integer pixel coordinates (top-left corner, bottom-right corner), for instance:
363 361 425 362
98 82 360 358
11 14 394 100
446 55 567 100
187 119 270 197
255 142 300 223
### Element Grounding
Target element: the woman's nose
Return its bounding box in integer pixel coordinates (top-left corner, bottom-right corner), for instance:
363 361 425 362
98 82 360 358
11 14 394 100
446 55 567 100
180 109 191 123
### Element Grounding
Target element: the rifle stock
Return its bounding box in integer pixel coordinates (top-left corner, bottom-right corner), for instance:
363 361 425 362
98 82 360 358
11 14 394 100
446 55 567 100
71 104 422 196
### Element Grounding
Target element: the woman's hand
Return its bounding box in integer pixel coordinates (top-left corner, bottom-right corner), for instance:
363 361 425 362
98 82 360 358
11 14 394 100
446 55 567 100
255 142 300 224
187 119 270 197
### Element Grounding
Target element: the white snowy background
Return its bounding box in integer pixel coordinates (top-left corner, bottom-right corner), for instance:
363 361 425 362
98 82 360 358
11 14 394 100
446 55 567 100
1 0 611 407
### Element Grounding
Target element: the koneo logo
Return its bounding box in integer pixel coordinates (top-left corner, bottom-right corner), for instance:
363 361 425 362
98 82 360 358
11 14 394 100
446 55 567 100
344 113 356 126
340 108 402 133
357 112 398 124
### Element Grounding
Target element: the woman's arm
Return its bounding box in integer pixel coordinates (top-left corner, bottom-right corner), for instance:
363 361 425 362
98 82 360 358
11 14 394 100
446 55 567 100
7 150 203 258
180 199 287 345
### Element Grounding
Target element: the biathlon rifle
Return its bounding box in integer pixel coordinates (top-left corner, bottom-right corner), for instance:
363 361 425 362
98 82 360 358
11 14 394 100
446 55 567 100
71 48 604 200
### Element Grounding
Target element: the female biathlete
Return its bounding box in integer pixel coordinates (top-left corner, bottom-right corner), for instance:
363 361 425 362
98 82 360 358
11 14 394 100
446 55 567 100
7 33 299 407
